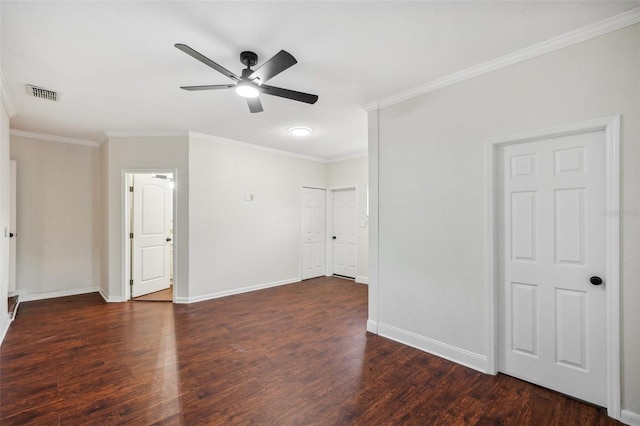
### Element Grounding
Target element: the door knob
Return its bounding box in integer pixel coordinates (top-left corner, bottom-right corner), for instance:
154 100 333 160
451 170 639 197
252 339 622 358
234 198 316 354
166 238 172 242
590 276 603 286
332 236 337 240
9 233 14 238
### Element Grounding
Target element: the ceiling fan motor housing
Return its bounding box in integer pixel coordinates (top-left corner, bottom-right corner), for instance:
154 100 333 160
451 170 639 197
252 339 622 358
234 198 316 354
240 51 258 68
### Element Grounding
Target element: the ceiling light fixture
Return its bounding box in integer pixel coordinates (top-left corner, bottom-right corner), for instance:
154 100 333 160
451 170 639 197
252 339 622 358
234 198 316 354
235 81 259 98
289 127 312 136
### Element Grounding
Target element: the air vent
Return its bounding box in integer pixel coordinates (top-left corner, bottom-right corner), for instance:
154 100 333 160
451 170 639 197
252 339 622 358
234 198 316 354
26 85 58 101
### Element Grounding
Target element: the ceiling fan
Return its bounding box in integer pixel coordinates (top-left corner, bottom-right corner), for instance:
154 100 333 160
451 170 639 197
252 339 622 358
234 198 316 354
175 44 319 113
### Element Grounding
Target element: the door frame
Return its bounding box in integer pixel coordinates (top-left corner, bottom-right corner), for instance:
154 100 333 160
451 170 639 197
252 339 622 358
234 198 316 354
122 169 178 302
327 185 358 278
485 116 620 419
8 160 16 294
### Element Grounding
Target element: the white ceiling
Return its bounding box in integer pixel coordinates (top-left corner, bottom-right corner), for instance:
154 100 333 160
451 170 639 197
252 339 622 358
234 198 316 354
2 1 638 160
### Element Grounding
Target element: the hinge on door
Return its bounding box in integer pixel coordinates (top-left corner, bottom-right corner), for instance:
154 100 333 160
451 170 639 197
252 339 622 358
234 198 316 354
130 279 133 285
129 186 134 192
130 233 133 239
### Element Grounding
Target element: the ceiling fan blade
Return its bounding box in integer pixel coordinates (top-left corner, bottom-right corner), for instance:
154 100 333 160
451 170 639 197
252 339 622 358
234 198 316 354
247 97 264 113
175 44 241 82
180 84 235 91
249 50 297 84
260 84 318 104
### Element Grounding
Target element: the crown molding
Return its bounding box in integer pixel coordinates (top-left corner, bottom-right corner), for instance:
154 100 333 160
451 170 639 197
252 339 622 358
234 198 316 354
327 150 368 163
188 131 328 163
0 71 16 118
10 129 99 147
97 133 108 147
103 130 189 139
363 7 640 112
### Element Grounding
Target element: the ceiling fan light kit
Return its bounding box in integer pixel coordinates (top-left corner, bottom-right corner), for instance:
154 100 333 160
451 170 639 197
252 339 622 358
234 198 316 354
175 44 318 113
235 81 260 98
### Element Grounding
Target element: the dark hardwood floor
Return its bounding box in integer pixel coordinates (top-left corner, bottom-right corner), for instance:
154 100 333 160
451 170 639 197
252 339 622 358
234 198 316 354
132 286 173 302
0 277 618 425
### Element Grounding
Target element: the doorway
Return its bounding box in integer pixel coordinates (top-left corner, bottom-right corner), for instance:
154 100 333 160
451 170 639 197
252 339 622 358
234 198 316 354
124 171 176 302
487 116 620 418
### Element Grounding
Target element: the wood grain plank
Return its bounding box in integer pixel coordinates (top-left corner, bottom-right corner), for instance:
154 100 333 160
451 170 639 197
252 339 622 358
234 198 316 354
0 277 620 425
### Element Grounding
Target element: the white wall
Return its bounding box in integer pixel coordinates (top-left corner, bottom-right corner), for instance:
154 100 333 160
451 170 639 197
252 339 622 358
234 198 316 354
327 156 369 283
188 134 327 301
9 131 367 305
103 136 189 301
369 24 640 414
0 103 10 341
9 136 100 298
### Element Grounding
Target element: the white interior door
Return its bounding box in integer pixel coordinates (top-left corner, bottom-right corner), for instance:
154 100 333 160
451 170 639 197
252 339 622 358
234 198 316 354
302 188 326 280
9 160 16 293
132 174 171 298
332 188 357 278
498 130 607 406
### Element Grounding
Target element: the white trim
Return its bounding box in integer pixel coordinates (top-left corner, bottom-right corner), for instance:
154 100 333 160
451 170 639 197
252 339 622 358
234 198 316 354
0 71 16 117
0 314 12 346
175 277 301 304
189 131 327 164
621 410 640 426
355 276 369 285
98 288 121 303
122 169 178 303
20 286 100 302
367 108 380 335
8 296 21 320
8 289 24 298
363 8 640 112
485 115 621 420
379 322 488 373
97 133 109 147
10 129 98 147
604 116 621 419
327 150 368 163
104 130 188 139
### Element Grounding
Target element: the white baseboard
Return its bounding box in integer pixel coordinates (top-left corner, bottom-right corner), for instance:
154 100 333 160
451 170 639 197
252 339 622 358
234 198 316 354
378 322 488 373
98 288 123 303
98 288 109 302
622 410 640 426
180 277 302 304
356 276 369 284
366 319 378 333
0 313 11 346
20 286 100 302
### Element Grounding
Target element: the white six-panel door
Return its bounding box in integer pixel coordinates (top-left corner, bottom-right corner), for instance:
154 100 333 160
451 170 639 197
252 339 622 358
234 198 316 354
132 175 171 297
498 130 607 406
333 188 357 278
302 188 326 280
